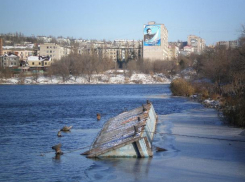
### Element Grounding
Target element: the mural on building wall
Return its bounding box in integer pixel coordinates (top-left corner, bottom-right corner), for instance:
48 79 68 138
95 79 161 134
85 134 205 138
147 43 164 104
190 39 198 46
143 25 161 46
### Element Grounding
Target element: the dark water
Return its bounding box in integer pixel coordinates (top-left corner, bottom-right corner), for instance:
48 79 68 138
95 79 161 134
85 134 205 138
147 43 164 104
0 84 203 182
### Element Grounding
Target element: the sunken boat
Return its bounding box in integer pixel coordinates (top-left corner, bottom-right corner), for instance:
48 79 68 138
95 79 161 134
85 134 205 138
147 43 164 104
83 100 158 158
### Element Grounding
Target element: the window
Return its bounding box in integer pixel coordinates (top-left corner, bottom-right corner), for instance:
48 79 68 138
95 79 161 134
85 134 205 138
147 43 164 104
11 62 13 65
47 46 49 49
45 62 47 65
50 50 52 53
39 62 41 65
32 62 34 65
14 62 16 65
47 51 49 53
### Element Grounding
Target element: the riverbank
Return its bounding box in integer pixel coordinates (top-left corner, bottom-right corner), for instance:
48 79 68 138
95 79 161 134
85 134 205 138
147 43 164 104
170 78 245 127
0 70 171 85
81 108 245 182
149 108 245 182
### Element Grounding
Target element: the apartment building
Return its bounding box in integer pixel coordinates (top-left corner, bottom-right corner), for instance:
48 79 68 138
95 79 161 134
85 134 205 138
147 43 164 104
143 21 168 61
0 38 3 56
216 40 238 49
2 47 33 61
184 46 194 53
77 46 142 62
168 45 179 60
0 54 20 68
187 35 206 54
39 43 71 60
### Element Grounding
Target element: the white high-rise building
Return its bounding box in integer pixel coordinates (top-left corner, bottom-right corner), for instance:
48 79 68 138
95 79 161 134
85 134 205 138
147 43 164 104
143 21 168 61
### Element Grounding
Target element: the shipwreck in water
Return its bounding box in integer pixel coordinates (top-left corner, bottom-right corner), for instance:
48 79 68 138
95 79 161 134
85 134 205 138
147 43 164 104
83 100 158 158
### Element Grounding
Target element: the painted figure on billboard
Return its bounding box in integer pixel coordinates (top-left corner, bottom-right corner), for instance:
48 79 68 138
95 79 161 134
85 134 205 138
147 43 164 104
144 25 161 46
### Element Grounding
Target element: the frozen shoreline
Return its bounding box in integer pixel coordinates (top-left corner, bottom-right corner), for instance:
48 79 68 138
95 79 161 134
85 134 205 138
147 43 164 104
78 108 245 182
150 108 245 182
0 71 172 85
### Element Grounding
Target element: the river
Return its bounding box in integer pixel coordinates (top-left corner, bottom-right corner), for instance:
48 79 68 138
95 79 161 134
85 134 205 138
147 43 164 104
1 84 244 182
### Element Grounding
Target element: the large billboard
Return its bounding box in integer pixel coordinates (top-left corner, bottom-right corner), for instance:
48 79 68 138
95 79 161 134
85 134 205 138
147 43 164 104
143 25 161 46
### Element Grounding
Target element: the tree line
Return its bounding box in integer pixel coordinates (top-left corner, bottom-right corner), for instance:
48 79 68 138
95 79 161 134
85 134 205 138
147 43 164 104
171 29 245 127
46 53 115 82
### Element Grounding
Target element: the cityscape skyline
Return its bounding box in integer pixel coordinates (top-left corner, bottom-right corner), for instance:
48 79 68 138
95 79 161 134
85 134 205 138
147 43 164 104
1 0 245 45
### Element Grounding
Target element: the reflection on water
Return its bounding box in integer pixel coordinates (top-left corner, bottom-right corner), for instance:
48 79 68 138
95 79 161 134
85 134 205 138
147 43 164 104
53 154 62 161
85 158 153 182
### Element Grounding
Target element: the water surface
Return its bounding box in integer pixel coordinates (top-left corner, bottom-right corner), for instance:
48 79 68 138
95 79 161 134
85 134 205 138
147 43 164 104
0 84 203 182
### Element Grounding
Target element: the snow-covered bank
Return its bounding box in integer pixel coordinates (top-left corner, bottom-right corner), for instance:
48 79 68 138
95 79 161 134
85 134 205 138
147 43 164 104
0 70 171 85
155 108 245 182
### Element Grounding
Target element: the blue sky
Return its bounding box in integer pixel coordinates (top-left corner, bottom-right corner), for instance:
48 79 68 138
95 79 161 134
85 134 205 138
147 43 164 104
1 0 245 45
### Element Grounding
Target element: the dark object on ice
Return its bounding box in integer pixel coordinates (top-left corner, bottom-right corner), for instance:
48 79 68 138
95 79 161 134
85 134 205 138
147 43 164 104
84 100 158 158
60 126 72 132
155 146 167 152
97 113 101 121
57 131 62 137
52 143 63 155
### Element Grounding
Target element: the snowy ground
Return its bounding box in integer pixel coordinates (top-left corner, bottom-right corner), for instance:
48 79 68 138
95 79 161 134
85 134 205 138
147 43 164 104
151 108 245 182
0 70 171 85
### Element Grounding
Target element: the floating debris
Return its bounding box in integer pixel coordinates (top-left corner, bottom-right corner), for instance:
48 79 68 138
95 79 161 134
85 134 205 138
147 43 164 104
97 113 101 121
52 143 63 155
83 101 158 158
57 131 62 137
155 146 167 152
60 126 72 132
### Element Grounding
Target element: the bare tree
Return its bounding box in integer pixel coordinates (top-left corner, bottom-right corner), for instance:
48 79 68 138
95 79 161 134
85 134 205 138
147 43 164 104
17 72 26 84
52 57 71 82
31 71 39 83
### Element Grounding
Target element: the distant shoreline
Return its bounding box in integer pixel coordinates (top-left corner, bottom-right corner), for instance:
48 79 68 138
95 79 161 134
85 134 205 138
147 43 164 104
0 72 172 85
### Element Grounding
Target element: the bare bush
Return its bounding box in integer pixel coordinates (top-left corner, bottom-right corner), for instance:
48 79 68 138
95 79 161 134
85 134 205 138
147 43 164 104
170 78 195 96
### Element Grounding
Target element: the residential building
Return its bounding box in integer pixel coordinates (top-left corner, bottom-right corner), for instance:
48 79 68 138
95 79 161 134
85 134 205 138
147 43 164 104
184 46 194 53
39 43 71 60
0 54 20 68
168 45 179 60
77 46 142 62
37 36 52 43
143 21 168 61
0 38 3 56
57 37 71 45
169 41 187 50
2 46 34 61
27 56 52 68
216 40 238 49
187 35 206 54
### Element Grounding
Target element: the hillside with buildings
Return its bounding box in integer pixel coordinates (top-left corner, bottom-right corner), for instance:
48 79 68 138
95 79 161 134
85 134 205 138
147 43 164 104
0 21 240 81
